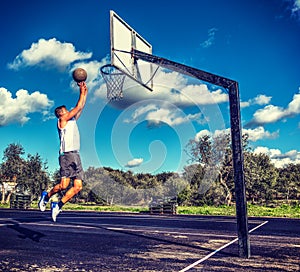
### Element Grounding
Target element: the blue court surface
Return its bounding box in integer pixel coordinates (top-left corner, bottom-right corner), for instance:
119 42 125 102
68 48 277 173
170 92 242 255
0 209 299 271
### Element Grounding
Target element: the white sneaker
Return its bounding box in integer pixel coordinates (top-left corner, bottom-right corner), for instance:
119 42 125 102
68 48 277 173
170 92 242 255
51 203 61 222
38 191 48 212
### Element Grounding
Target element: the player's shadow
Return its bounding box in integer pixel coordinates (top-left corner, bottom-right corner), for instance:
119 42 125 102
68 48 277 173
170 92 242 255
6 221 45 242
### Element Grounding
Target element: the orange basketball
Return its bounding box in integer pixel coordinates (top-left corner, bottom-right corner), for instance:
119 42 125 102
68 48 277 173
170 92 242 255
72 68 87 82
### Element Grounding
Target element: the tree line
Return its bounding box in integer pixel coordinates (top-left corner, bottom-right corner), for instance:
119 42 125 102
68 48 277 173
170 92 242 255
1 135 299 206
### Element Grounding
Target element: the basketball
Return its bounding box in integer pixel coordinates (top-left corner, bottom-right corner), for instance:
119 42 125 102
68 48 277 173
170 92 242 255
72 68 87 82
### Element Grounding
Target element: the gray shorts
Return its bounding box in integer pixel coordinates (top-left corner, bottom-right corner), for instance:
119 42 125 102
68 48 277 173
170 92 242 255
59 151 84 180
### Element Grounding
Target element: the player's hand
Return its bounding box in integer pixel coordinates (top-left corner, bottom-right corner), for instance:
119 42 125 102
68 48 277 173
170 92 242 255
78 81 88 95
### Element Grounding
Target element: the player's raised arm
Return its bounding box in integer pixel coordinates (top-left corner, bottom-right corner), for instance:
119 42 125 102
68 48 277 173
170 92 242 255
74 81 88 120
54 69 88 130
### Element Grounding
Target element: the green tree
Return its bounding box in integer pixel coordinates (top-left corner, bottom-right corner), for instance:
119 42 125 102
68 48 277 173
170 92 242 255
184 132 254 206
276 164 300 202
185 132 235 205
0 143 26 203
24 153 51 200
0 143 52 204
244 152 278 204
181 164 205 205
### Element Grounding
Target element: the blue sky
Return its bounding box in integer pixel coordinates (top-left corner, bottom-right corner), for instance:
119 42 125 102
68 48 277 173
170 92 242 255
1 0 300 176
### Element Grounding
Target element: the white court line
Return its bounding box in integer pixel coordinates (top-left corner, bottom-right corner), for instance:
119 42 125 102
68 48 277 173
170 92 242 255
179 220 269 272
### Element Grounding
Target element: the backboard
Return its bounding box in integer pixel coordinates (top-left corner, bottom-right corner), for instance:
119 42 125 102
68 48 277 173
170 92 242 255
110 10 153 89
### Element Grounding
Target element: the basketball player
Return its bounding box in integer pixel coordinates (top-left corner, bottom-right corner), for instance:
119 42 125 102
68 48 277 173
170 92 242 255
38 81 88 222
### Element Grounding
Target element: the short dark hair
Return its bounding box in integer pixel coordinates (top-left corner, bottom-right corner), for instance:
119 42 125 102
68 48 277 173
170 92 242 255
54 105 66 118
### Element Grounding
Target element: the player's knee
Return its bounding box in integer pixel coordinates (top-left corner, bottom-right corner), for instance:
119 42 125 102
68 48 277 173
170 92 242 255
74 185 82 194
60 185 67 190
74 183 82 194
59 183 69 190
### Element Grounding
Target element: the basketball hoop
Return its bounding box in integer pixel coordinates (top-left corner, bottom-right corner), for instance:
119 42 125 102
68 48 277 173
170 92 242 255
100 64 126 101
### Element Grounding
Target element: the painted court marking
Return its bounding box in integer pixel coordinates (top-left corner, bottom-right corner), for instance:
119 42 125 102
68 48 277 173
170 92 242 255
179 220 269 272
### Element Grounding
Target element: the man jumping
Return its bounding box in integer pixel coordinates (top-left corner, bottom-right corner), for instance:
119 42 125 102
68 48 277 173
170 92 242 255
38 81 88 222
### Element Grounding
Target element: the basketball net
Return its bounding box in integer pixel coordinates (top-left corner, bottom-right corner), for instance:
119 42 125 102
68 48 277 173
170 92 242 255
100 64 126 101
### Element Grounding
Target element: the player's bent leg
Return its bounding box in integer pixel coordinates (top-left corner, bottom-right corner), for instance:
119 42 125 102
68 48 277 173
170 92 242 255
73 179 83 194
47 177 71 197
61 179 82 204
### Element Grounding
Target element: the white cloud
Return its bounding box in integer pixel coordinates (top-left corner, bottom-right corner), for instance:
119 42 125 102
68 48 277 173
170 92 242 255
241 94 271 108
8 38 92 70
286 92 300 115
178 84 228 105
125 104 158 123
0 87 54 126
247 91 300 126
253 146 300 168
251 94 272 105
243 126 279 141
125 158 144 168
240 101 250 108
146 108 202 126
253 105 286 124
124 104 203 127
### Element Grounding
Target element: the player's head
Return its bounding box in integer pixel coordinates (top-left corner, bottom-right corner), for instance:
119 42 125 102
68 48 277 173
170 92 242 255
55 105 67 118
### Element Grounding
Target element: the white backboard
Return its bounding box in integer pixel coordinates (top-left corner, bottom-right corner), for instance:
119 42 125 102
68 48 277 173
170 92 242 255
110 10 153 85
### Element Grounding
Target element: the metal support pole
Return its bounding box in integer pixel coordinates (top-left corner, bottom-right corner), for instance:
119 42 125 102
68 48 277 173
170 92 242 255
228 82 250 258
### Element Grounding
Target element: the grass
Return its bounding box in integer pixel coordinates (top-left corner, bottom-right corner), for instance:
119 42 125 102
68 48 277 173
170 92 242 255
247 204 300 218
1 202 299 218
178 204 300 218
60 202 149 213
178 205 236 216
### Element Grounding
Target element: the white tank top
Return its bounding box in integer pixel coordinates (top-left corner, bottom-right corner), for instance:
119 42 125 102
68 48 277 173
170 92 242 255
58 118 80 153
